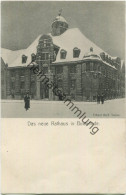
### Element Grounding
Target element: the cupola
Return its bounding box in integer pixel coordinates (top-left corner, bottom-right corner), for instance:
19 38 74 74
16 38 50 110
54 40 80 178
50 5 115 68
51 9 68 36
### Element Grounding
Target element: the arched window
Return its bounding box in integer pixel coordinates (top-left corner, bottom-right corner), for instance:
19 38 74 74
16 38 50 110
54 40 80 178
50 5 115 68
22 55 27 64
60 49 67 59
31 53 36 62
73 47 81 58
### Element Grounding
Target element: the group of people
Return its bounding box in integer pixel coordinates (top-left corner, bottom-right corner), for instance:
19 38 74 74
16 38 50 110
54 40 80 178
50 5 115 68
24 92 105 111
97 94 105 104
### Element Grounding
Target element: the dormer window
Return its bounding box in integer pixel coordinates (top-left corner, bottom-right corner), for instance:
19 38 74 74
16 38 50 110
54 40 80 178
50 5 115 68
100 52 105 61
90 47 93 52
31 53 36 62
73 47 80 58
22 55 27 64
60 49 67 59
105 55 108 63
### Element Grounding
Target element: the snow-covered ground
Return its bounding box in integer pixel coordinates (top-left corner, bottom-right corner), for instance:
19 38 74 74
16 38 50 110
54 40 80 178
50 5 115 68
1 98 125 118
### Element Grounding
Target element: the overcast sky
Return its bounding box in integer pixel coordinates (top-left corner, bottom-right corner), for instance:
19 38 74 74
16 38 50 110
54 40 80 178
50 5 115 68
1 1 125 59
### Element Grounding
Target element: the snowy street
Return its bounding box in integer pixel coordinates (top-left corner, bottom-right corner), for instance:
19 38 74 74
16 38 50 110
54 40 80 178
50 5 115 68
1 98 125 118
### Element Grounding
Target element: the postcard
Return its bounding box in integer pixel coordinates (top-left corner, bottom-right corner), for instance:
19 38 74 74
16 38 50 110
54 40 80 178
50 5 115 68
1 0 126 193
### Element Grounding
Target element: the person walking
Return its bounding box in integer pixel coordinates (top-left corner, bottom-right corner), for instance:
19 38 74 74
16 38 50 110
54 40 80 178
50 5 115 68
97 94 100 104
24 93 30 111
101 93 104 104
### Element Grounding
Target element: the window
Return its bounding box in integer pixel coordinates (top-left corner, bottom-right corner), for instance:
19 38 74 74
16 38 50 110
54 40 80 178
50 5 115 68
70 79 76 89
20 82 25 89
93 63 97 71
31 53 36 62
57 66 63 74
46 42 50 47
60 49 67 59
70 65 76 73
11 82 15 90
31 82 36 94
22 55 27 63
98 65 101 72
101 67 105 75
43 39 47 47
82 63 86 72
42 53 49 60
73 47 80 58
105 55 108 63
100 52 105 61
86 63 90 71
20 69 24 76
11 70 15 77
58 79 63 88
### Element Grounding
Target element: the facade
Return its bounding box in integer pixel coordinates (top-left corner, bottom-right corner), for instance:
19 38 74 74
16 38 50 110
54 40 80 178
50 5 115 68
1 13 125 101
1 57 7 99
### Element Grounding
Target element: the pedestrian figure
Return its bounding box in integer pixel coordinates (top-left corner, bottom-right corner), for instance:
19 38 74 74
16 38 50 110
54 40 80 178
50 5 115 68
24 93 30 111
97 94 100 104
59 93 63 101
101 93 104 104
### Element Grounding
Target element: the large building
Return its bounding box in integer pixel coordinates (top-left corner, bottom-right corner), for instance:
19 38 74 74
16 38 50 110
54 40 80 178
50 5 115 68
1 13 125 101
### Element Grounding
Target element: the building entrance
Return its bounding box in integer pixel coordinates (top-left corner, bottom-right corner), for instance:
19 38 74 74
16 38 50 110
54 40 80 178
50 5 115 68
40 82 49 99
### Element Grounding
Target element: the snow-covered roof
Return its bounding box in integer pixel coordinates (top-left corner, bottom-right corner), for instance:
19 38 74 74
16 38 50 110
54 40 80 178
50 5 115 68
1 48 25 65
49 28 116 68
8 35 41 67
2 28 121 70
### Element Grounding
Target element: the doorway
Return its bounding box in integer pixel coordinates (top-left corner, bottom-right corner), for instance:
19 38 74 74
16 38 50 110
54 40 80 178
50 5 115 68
40 82 49 99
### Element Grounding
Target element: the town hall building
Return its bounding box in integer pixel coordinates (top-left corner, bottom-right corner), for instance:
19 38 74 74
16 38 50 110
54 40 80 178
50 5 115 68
1 12 125 101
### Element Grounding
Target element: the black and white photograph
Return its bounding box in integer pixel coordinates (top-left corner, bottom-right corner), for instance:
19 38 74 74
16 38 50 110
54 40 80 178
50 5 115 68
1 1 125 118
1 1 126 193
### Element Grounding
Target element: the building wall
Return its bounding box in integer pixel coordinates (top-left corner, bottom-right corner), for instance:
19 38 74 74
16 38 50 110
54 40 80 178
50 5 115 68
1 58 7 99
6 67 37 100
5 58 124 101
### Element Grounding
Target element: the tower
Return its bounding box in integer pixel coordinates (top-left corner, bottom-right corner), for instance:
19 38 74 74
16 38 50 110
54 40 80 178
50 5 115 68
51 10 68 36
